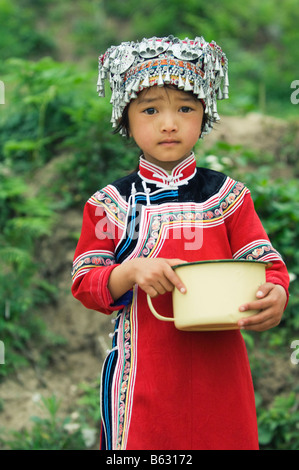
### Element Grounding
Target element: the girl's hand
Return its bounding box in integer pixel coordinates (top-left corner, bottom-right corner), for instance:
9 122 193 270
130 257 188 298
108 257 187 301
238 283 287 331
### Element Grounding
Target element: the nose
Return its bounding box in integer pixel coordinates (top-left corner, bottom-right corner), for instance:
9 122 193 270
160 112 178 133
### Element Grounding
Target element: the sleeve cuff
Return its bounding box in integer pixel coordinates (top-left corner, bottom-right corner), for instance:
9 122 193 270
89 264 127 313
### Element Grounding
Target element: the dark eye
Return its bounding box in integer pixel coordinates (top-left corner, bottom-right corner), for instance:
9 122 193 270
143 107 157 115
180 106 192 113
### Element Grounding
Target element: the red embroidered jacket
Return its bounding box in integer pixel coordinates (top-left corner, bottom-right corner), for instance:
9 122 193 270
71 154 289 450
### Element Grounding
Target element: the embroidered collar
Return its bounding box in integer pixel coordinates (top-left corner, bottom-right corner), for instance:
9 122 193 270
138 153 197 188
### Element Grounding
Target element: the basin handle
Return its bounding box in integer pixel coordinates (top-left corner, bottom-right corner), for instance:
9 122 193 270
147 294 175 322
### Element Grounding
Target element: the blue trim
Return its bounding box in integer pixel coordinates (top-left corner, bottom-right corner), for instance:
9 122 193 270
101 315 120 450
101 350 117 449
115 190 178 262
117 204 137 259
113 290 133 306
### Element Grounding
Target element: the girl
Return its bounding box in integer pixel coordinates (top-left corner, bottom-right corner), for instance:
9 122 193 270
71 36 289 450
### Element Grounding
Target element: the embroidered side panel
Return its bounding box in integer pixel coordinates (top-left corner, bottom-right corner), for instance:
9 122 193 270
100 312 121 450
100 291 138 450
116 290 138 449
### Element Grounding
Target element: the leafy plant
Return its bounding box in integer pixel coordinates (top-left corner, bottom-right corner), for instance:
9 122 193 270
0 166 58 377
0 0 55 68
77 377 102 424
257 392 299 450
1 394 86 450
0 382 100 450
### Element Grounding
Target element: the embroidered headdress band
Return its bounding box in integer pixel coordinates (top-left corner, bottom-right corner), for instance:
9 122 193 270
97 35 229 136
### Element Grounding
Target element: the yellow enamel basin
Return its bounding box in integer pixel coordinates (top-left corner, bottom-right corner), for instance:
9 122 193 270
147 259 269 331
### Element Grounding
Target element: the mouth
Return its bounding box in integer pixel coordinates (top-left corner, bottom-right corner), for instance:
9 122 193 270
159 140 180 146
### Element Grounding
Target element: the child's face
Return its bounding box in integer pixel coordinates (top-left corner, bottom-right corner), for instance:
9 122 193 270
127 86 204 171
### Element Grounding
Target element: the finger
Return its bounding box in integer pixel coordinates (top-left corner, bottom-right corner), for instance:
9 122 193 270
154 279 173 296
238 305 281 331
239 320 273 332
255 282 275 298
239 309 270 327
239 297 272 313
258 282 276 293
164 264 187 293
140 276 171 297
142 270 179 297
146 285 160 298
239 314 280 331
239 283 275 312
168 259 188 265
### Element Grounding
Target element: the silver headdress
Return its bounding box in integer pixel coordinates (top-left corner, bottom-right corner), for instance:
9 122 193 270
97 35 229 136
